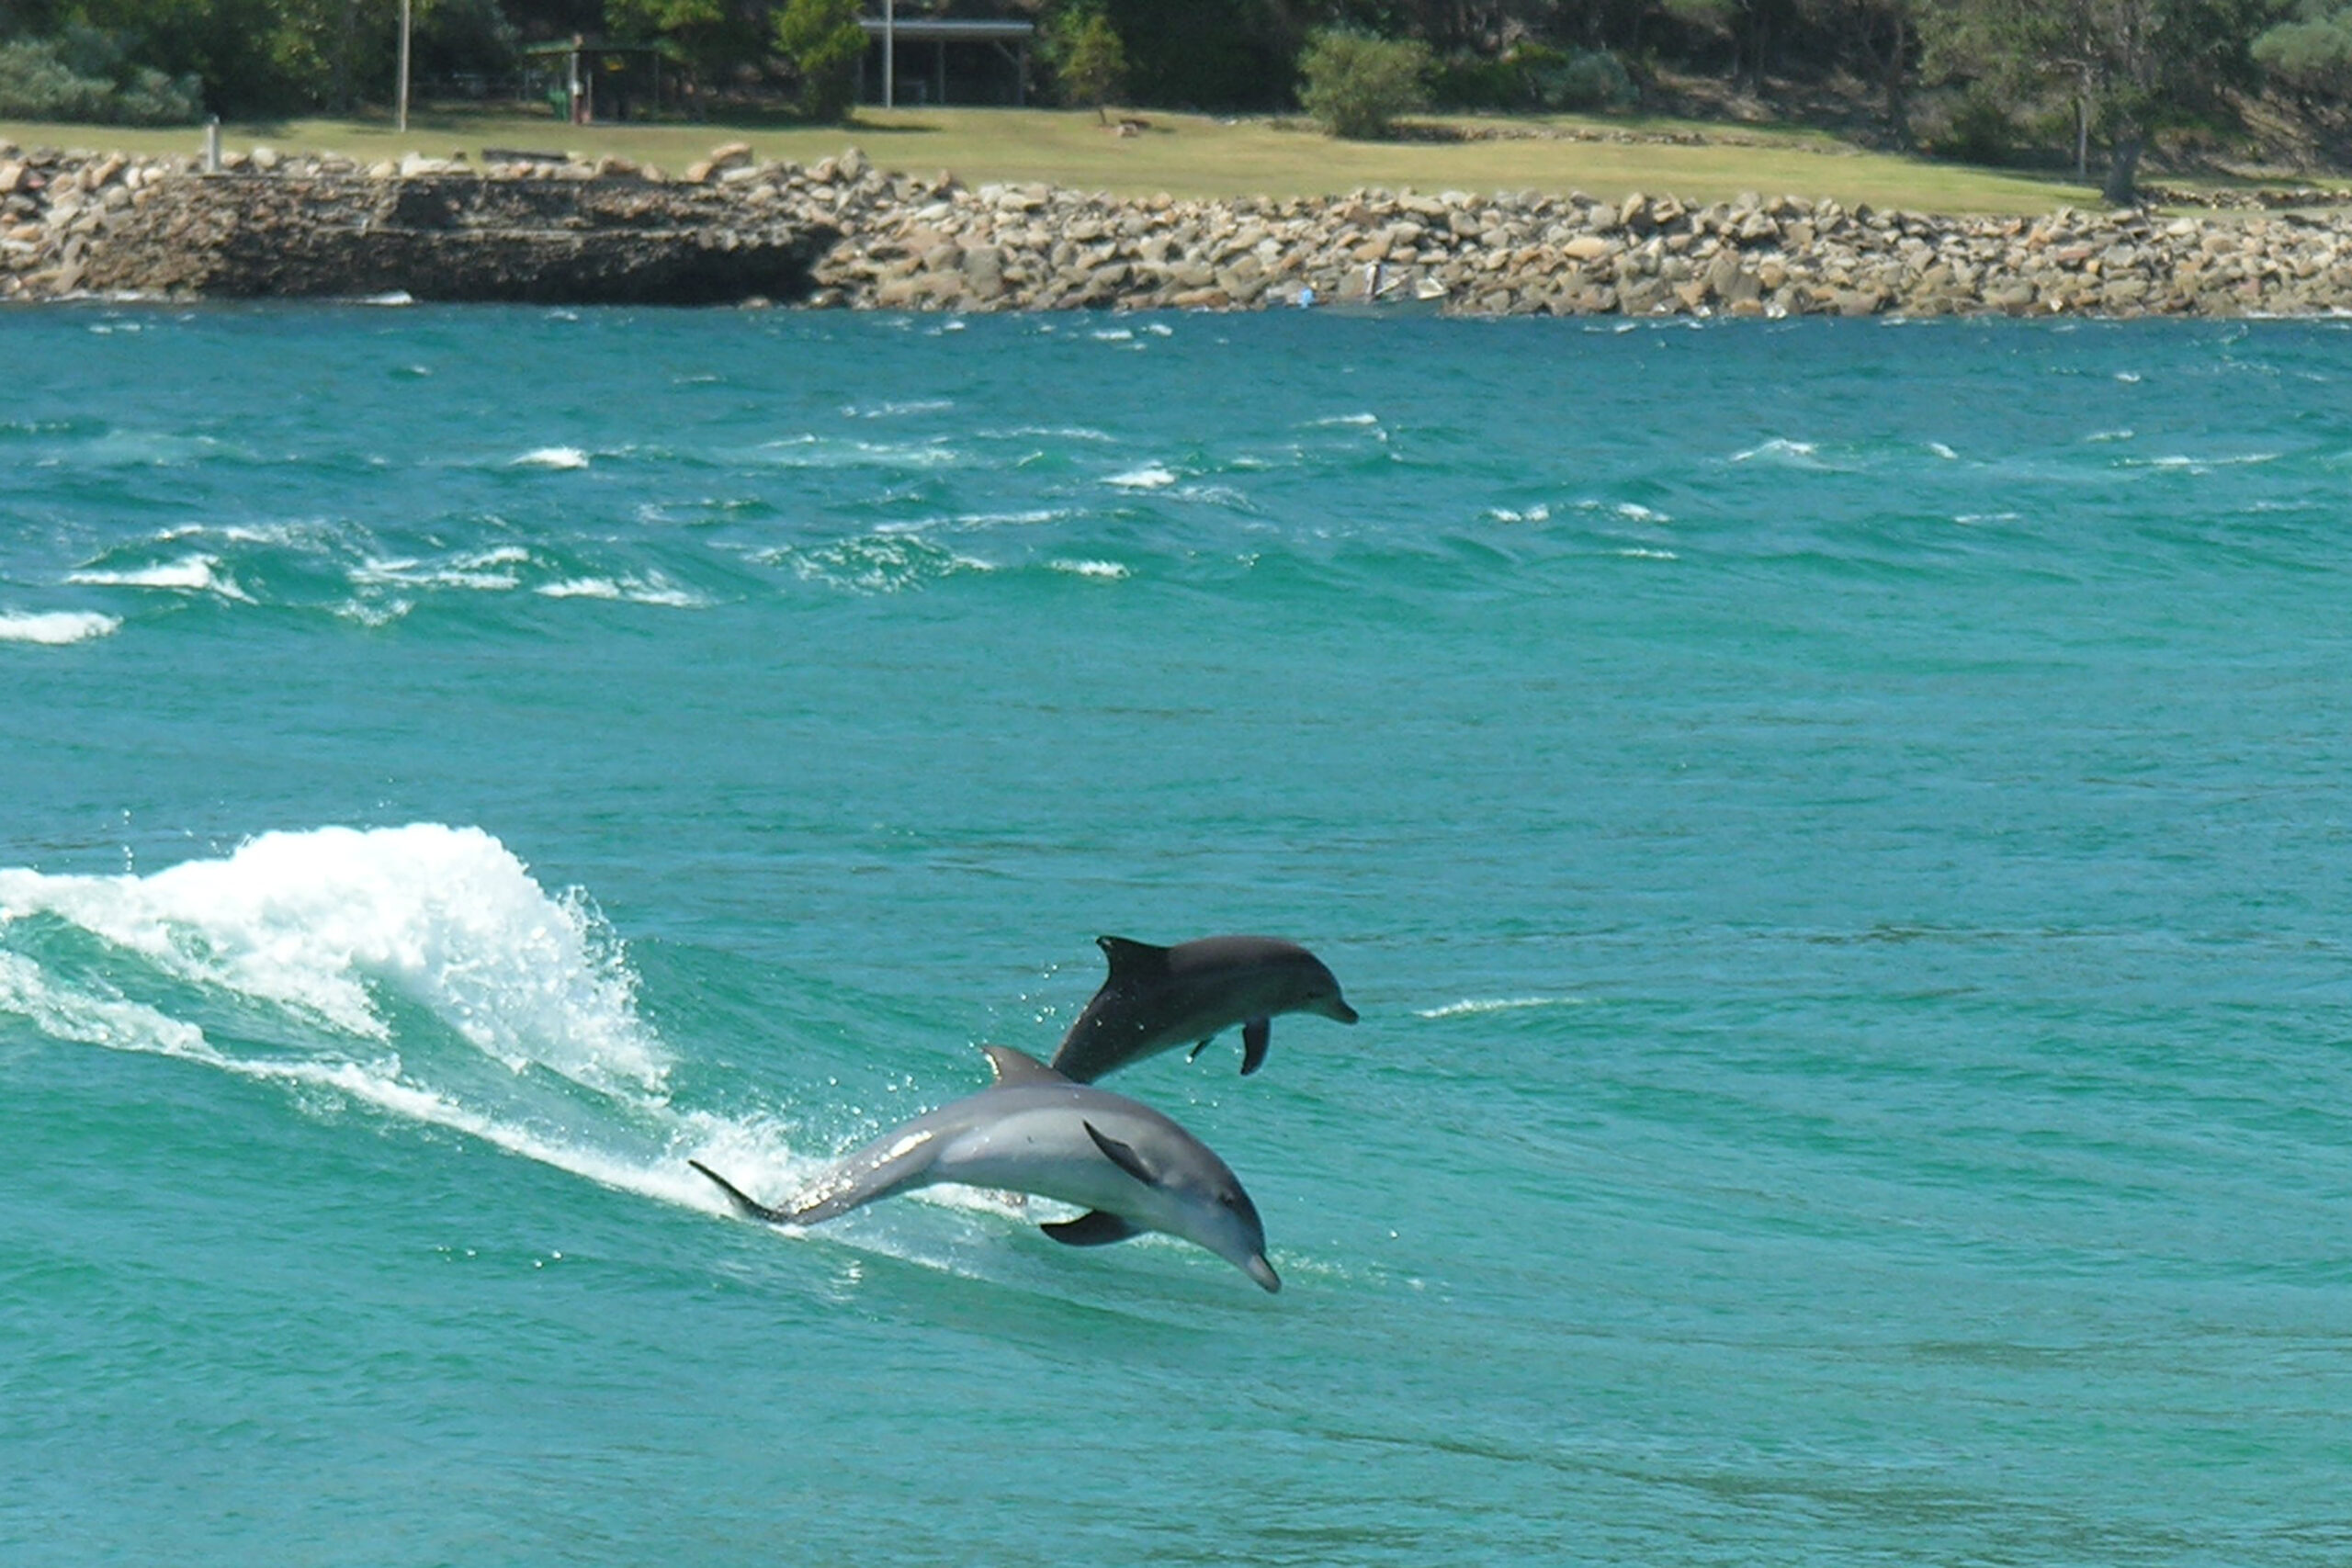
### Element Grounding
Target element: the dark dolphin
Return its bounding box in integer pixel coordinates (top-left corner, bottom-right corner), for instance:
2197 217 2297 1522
1047 934 1358 1083
691 1044 1280 1292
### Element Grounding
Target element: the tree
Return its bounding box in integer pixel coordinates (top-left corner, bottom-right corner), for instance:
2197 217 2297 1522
1921 0 2263 204
2253 1 2352 96
1047 3 1128 121
1297 27 1431 137
773 0 862 121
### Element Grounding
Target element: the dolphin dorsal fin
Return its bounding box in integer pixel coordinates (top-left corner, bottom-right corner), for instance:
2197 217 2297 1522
978 1044 1067 1087
1096 935 1171 981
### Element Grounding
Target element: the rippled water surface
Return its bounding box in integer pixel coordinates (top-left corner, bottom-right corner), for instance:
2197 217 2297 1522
5 305 2350 1565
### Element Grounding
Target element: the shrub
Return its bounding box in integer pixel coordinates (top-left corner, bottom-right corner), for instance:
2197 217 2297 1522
1532 47 1637 112
0 28 201 126
1297 28 1431 139
774 0 866 123
1921 87 2018 165
2254 12 2352 96
1430 53 1521 111
1046 4 1129 118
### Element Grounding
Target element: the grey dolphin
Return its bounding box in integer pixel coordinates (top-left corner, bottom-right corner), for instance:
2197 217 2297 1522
690 1045 1279 1292
1047 934 1358 1083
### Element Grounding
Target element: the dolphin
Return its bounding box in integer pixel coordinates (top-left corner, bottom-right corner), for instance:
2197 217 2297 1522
1047 934 1358 1083
690 1044 1280 1292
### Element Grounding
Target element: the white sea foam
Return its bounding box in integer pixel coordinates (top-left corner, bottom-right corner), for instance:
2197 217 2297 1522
1106 464 1178 490
0 823 664 1094
65 553 252 600
0 610 121 645
536 574 706 607
512 446 591 470
1413 995 1589 1020
1048 558 1131 580
1731 438 1820 465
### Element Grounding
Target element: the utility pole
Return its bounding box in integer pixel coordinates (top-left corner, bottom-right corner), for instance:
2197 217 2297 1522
883 0 895 108
397 0 413 134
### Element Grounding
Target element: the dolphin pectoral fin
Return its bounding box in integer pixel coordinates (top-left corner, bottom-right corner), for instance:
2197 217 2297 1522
689 1160 791 1225
1083 1121 1158 1186
1042 1210 1142 1247
1240 1018 1271 1075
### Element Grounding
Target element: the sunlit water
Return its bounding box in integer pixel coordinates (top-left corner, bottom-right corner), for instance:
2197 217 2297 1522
5 305 2349 1565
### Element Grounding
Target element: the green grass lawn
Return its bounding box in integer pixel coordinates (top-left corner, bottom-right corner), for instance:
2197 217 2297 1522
1 104 2105 212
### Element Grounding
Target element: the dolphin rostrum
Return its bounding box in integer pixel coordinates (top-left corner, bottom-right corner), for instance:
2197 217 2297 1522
1047 934 1358 1084
690 1045 1280 1292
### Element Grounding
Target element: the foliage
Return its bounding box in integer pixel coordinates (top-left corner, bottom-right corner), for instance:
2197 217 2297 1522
0 24 201 122
1915 83 2018 161
1103 0 1295 110
1432 42 1637 112
772 0 860 121
2253 2 2352 95
1920 0 2267 201
1297 27 1431 138
1524 44 1639 111
1045 3 1128 119
610 0 762 83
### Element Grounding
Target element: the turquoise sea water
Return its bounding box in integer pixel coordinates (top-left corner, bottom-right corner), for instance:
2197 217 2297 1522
4 306 2349 1565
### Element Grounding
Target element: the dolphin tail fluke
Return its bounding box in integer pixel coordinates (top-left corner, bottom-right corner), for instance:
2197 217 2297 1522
689 1159 792 1224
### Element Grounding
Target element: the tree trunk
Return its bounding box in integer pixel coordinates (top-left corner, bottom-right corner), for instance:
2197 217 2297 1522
1881 8 1908 147
2103 128 2143 207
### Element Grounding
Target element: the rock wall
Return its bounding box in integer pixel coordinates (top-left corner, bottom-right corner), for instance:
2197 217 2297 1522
8 137 2352 317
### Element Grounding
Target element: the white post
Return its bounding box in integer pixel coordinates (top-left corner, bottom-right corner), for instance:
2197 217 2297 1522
397 0 413 134
203 116 220 174
883 0 895 108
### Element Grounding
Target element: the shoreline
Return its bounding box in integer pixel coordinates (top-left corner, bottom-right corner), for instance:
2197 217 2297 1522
8 140 2352 317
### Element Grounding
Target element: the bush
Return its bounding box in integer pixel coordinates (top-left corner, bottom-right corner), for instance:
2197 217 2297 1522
1297 28 1431 139
1430 43 1636 115
774 0 866 122
1531 47 1637 112
0 29 201 126
2254 12 2352 95
1920 87 2018 165
1046 4 1128 118
1430 53 1521 111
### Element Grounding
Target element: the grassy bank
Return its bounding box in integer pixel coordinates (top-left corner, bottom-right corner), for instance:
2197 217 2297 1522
1 105 2103 212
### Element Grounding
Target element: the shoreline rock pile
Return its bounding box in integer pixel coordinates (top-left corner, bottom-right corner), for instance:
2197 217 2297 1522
8 138 2352 317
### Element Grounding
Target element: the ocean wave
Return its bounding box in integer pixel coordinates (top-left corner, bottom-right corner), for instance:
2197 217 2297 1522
1047 558 1131 581
1106 464 1178 490
65 552 253 601
0 610 122 645
1731 437 1824 467
511 446 591 470
0 823 663 1095
1413 995 1588 1020
767 533 995 594
534 573 706 607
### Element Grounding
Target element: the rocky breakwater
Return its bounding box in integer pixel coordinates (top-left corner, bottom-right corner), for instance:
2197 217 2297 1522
822 182 2352 318
10 137 2352 316
3 141 857 304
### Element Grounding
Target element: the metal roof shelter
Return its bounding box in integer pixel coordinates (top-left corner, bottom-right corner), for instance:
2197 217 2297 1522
521 37 669 124
857 15 1035 107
